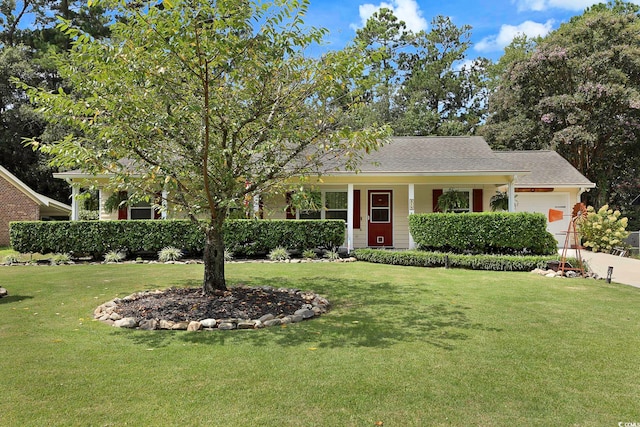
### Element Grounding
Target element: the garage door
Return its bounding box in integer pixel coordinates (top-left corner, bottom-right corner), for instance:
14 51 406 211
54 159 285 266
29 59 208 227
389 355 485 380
515 192 570 246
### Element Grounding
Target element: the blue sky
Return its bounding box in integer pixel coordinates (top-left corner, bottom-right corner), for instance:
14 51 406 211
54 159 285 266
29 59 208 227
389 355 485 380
302 0 640 62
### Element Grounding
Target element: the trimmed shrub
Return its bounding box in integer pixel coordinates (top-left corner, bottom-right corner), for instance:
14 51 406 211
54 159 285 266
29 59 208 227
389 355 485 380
409 212 557 255
9 219 345 259
353 248 558 272
224 219 344 256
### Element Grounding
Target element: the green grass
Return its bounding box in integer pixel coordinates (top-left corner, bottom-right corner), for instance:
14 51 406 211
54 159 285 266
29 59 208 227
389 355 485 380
1 262 640 426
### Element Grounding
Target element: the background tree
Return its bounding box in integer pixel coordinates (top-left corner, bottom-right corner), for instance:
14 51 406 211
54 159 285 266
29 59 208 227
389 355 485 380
482 1 640 210
395 15 489 136
354 7 408 126
22 0 388 293
352 11 488 136
0 0 109 202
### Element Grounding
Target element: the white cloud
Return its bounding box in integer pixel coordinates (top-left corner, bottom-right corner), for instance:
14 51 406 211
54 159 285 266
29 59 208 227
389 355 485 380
475 20 554 52
351 0 428 33
513 0 640 12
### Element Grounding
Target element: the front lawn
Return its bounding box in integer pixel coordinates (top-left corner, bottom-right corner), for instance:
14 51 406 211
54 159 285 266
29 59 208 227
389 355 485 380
1 262 639 426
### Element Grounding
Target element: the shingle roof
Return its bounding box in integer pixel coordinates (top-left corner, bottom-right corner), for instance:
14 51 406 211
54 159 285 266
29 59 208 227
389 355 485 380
52 137 594 188
0 165 72 214
493 150 595 187
333 136 528 175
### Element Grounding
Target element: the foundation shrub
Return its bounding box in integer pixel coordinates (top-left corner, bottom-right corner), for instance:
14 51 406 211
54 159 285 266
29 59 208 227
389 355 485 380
409 212 557 255
353 249 558 272
9 219 344 259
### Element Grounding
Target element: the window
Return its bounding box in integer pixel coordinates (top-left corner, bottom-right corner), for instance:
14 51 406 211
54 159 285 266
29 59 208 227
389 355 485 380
130 201 154 220
291 190 348 221
370 192 391 222
325 192 348 221
298 191 322 220
439 189 471 213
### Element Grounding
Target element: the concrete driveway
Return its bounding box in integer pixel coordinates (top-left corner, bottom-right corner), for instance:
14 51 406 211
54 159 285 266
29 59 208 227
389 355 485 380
578 251 640 288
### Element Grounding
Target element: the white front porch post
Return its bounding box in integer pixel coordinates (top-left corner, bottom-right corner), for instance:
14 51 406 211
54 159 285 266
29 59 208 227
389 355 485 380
71 185 79 221
508 180 516 212
253 194 260 219
347 184 354 252
161 189 168 219
408 184 416 249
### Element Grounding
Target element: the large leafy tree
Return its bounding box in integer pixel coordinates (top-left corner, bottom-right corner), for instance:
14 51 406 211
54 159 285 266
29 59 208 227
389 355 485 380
22 0 387 293
482 1 640 207
1 0 109 202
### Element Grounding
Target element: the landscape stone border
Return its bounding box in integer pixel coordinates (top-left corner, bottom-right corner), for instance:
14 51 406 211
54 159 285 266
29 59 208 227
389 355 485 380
94 286 331 331
530 268 599 279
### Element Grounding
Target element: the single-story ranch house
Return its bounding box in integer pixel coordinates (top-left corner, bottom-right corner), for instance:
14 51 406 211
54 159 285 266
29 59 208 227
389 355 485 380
1 165 71 246
54 136 595 250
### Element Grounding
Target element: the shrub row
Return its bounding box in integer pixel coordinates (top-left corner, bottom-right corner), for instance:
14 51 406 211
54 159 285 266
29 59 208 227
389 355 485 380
409 212 558 255
352 248 558 272
9 219 345 258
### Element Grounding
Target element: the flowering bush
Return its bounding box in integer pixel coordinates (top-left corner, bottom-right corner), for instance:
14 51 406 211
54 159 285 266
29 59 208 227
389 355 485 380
578 205 629 253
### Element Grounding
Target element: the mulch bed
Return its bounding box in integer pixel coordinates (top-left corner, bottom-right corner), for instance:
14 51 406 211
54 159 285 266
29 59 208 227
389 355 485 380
114 286 309 322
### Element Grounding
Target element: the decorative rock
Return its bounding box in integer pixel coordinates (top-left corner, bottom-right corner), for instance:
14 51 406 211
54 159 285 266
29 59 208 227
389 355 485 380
545 272 557 278
294 308 315 319
159 319 175 330
139 319 158 330
94 285 331 331
172 322 189 330
237 320 256 329
258 313 275 323
289 314 304 323
200 318 217 328
114 317 137 328
263 319 282 327
187 321 202 331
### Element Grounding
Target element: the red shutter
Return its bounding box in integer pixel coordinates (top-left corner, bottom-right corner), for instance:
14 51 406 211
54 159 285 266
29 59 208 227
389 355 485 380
433 189 443 212
117 191 128 220
473 189 483 212
285 192 296 219
353 189 361 229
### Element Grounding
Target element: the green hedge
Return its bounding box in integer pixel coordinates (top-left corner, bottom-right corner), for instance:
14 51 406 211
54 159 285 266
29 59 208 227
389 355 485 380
352 249 558 272
9 219 345 258
409 212 558 255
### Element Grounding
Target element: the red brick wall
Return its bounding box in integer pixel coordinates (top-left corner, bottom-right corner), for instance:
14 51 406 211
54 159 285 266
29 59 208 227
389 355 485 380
0 176 40 247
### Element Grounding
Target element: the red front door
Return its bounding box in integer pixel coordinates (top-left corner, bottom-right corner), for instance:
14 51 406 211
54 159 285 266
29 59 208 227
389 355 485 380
368 190 393 247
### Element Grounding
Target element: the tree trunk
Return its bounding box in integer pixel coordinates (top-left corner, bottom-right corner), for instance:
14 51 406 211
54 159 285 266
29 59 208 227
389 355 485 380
202 216 226 294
